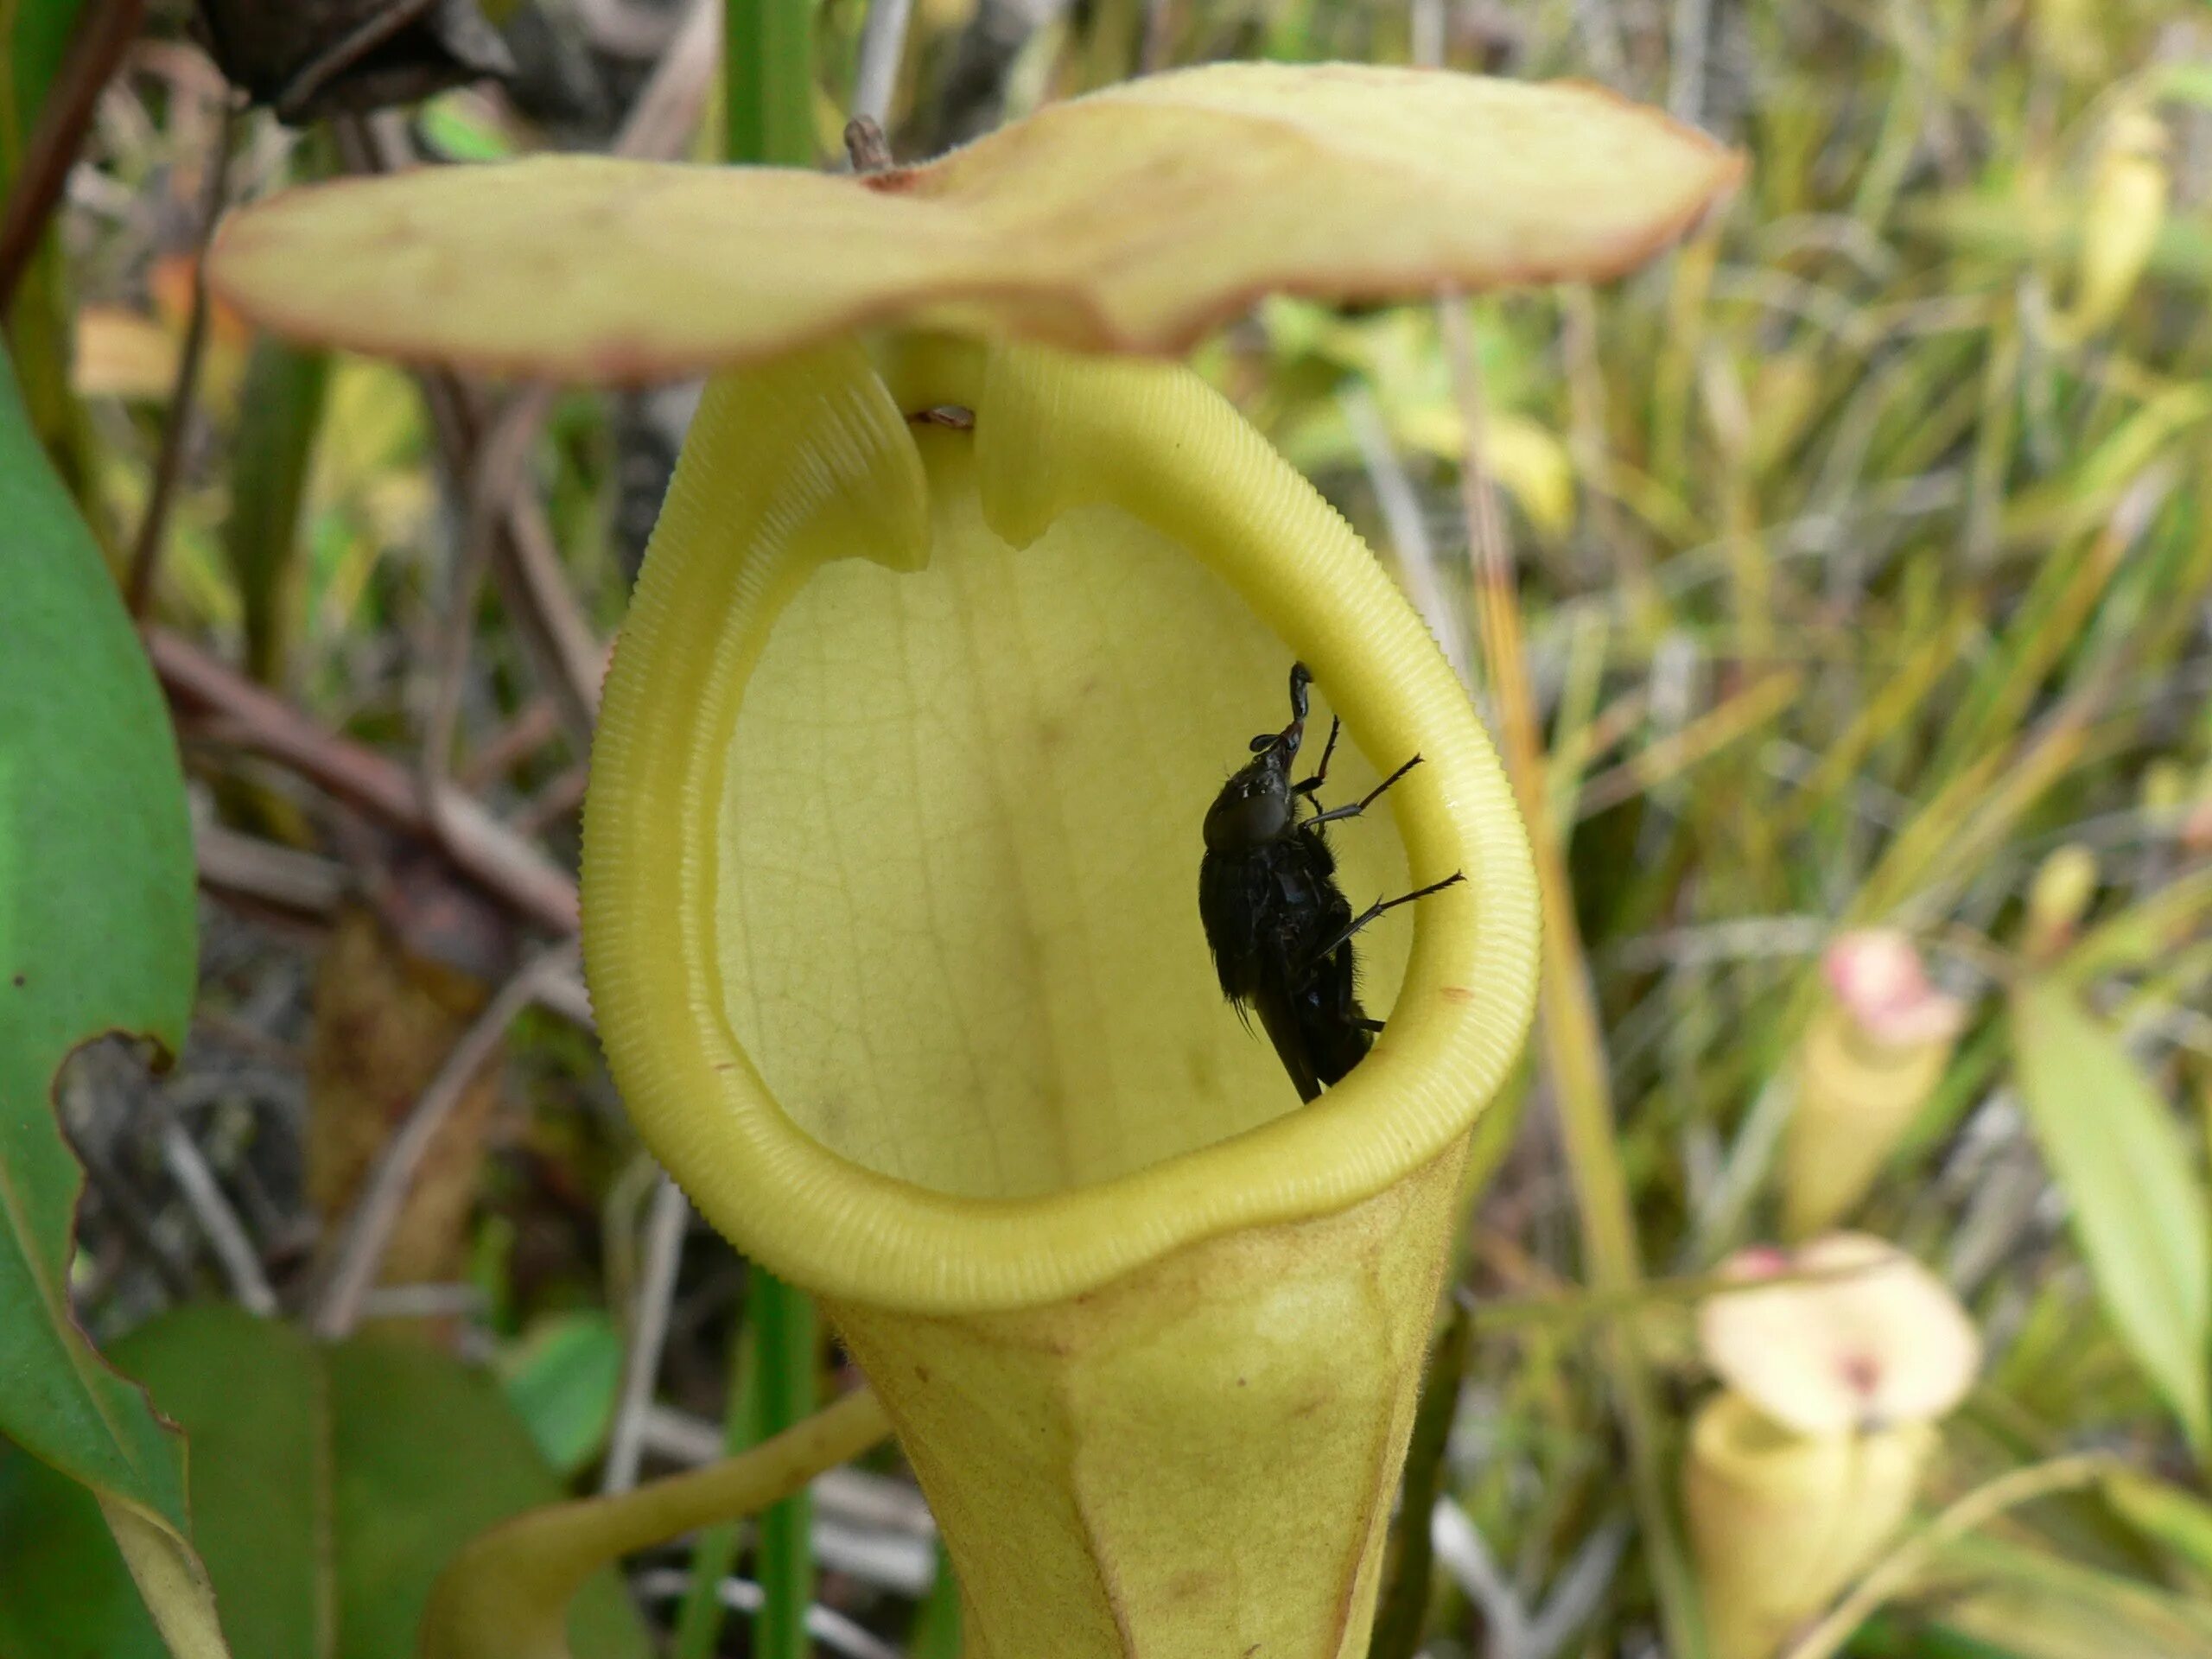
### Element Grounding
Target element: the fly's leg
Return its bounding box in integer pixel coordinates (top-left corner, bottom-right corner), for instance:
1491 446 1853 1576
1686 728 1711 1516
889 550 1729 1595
1294 716 1343 804
1302 871 1467 965
1305 752 1425 829
1249 662 1317 759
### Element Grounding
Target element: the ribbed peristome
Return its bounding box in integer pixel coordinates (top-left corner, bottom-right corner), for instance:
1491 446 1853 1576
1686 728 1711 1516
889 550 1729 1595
582 333 1535 1311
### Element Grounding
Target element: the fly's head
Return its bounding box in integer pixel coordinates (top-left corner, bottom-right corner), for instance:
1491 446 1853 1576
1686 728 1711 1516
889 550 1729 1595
1204 712 1302 853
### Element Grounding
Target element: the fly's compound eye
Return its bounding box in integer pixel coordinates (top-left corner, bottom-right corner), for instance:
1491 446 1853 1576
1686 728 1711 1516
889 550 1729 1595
1205 787 1294 850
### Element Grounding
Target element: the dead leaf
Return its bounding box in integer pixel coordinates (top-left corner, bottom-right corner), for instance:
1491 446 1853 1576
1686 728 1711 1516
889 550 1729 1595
308 904 506 1300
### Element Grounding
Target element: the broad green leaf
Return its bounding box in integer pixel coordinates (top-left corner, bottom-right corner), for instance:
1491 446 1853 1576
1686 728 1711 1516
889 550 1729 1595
497 1311 624 1478
0 1306 653 1659
0 348 203 1602
208 66 1742 383
2009 980 2212 1450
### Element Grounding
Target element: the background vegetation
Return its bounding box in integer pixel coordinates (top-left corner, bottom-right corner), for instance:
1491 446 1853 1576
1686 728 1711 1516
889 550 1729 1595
4 0 2212 1656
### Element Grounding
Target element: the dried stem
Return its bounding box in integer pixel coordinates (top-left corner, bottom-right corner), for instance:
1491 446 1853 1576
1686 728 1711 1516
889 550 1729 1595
614 0 724 160
1777 1456 2109 1659
158 1121 278 1315
603 1174 694 1492
149 627 582 933
1341 383 1470 684
851 0 915 129
125 92 239 616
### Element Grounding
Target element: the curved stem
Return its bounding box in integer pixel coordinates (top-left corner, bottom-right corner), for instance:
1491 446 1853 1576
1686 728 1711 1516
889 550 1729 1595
416 1388 893 1659
1777 1454 2109 1659
126 92 237 615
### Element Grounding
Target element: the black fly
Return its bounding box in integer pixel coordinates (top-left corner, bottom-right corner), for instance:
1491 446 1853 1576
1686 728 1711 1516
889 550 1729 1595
1198 663 1465 1103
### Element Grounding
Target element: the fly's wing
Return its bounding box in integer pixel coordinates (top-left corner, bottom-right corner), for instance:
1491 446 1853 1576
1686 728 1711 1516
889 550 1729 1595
1253 976 1325 1103
1200 836 1328 1100
1198 847 1264 1011
1296 941 1373 1089
1276 838 1365 1092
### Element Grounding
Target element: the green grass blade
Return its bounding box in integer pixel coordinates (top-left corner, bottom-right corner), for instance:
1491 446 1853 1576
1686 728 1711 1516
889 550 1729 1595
727 0 817 168
2010 980 2212 1456
223 340 328 684
749 1270 819 1659
669 1314 761 1659
909 1541 963 1659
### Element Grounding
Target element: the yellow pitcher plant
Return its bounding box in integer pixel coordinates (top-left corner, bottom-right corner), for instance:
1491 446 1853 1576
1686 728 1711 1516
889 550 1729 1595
210 64 1739 1657
1782 931 1967 1239
1688 1235 1982 1659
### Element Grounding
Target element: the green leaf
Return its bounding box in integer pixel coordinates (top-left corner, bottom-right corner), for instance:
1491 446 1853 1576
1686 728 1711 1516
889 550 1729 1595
2 0 89 176
2101 1466 2212 1583
724 0 815 168
3 1 112 528
1919 1531 2212 1659
498 1310 625 1478
0 341 202 1569
2153 62 2212 112
0 1306 654 1659
416 93 517 163
908 1542 963 1659
2009 980 2212 1451
222 339 329 685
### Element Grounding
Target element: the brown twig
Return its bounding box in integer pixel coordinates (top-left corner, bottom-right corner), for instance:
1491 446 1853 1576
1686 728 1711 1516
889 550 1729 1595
0 0 148 311
602 1173 692 1493
194 818 349 917
398 275 607 751
148 626 581 932
311 939 581 1338
157 1117 279 1314
349 5 713 785
509 765 590 837
1446 293 1698 1656
70 1128 199 1299
843 115 893 172
613 0 721 160
329 115 607 752
458 697 564 789
125 91 239 615
421 379 563 836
